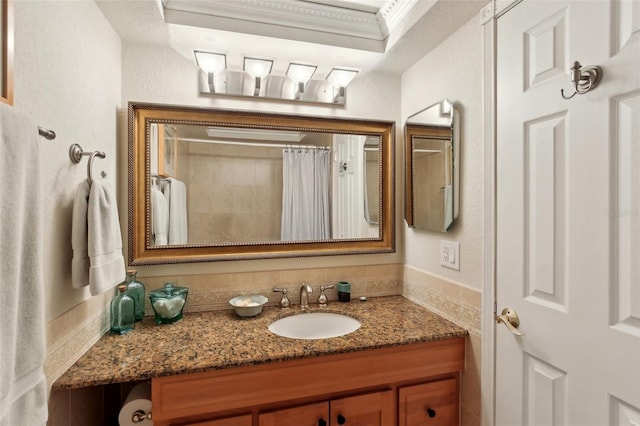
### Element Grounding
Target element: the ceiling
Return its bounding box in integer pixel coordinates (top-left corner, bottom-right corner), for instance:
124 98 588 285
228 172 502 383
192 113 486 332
96 0 487 77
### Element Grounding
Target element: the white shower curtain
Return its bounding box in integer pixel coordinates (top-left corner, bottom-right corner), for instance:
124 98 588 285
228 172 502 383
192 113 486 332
281 148 331 241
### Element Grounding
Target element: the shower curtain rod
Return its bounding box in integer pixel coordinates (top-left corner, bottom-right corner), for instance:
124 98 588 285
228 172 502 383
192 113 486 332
176 137 330 150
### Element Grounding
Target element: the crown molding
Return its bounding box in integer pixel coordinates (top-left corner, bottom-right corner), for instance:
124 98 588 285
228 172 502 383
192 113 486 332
163 0 388 52
377 0 419 37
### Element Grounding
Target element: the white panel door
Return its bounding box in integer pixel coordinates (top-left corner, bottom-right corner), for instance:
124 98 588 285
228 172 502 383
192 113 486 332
496 1 640 425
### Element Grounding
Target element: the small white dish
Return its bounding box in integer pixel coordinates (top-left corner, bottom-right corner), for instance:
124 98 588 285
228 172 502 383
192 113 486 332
229 295 268 317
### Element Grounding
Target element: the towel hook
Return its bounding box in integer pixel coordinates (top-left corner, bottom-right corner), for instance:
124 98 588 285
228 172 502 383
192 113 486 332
561 61 603 100
69 143 106 185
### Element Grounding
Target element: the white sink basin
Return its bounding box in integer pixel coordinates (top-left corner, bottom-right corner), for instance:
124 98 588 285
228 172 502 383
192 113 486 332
268 312 361 340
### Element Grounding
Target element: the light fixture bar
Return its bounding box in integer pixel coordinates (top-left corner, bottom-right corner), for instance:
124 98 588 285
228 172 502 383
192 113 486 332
327 67 358 87
243 57 274 78
243 57 274 97
194 51 227 93
194 50 354 105
194 51 227 74
205 127 306 142
286 63 318 100
286 63 317 83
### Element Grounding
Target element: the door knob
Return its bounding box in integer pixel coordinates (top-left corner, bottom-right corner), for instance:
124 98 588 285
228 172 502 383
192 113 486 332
318 419 327 426
427 407 436 418
337 414 346 424
496 308 523 336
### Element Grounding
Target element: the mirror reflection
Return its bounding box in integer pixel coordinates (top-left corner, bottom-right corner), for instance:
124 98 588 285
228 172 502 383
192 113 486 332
149 123 380 245
405 99 459 232
129 103 395 264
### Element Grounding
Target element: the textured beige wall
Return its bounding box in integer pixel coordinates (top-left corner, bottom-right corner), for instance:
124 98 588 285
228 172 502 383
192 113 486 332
13 1 121 389
400 13 484 426
401 14 484 290
16 1 121 321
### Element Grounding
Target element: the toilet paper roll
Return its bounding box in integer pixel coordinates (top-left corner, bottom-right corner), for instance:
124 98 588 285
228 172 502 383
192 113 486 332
118 381 153 425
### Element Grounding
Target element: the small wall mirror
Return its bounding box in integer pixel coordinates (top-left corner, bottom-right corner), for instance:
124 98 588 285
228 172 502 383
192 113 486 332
405 99 459 232
128 102 395 264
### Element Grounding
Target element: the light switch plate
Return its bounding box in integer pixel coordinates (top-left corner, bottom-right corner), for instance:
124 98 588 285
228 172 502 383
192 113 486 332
440 240 460 271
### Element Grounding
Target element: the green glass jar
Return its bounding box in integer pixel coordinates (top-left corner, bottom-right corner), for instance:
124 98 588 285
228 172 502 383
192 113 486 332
110 285 135 334
149 282 189 324
124 269 145 321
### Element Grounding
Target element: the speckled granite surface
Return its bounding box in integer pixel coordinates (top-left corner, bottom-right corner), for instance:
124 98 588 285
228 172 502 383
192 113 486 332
52 296 467 390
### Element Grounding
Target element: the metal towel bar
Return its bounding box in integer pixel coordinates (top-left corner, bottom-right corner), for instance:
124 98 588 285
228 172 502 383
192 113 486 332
38 126 56 140
69 143 106 185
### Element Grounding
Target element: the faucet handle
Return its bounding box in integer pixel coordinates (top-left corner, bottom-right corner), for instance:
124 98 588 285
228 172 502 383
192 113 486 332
317 284 334 307
273 288 290 309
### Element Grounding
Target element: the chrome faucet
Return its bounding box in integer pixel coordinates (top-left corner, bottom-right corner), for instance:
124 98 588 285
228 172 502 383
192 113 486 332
300 282 313 309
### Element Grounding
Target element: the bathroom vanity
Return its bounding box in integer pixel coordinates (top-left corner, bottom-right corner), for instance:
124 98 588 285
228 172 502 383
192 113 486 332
153 338 463 425
53 296 467 426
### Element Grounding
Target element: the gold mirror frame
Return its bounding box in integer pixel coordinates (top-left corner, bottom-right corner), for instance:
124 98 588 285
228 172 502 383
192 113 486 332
0 0 14 105
128 102 395 265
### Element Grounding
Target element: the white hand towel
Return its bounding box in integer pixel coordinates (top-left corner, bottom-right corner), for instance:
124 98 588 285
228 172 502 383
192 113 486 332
167 177 188 244
71 179 91 288
0 104 48 426
88 179 126 295
151 185 169 245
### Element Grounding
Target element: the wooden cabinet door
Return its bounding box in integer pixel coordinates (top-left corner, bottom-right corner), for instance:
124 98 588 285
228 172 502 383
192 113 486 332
259 401 329 426
330 390 394 426
398 378 458 426
185 414 252 426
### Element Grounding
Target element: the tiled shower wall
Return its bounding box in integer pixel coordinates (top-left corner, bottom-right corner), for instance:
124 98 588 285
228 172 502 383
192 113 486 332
184 141 284 244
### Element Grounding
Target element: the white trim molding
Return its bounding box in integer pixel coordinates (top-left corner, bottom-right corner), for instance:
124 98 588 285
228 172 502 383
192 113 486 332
162 0 417 53
480 1 524 425
480 2 497 425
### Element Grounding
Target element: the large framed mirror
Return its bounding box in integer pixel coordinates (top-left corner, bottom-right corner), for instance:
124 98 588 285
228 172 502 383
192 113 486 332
405 99 459 232
128 102 395 265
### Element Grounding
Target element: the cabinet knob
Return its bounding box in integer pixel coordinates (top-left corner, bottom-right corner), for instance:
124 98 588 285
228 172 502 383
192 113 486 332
318 419 327 426
427 407 436 418
337 414 347 424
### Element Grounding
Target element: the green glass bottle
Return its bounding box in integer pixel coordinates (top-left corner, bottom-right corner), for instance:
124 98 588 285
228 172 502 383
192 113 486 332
110 285 135 335
124 269 145 321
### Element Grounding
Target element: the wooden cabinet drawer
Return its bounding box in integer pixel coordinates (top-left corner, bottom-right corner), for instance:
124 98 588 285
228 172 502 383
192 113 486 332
259 401 329 426
398 378 458 426
258 390 394 426
331 390 394 426
183 414 252 426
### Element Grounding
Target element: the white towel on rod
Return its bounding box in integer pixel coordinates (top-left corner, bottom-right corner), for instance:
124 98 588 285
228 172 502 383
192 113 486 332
151 184 169 245
167 177 188 244
71 179 91 288
87 178 125 295
0 104 48 426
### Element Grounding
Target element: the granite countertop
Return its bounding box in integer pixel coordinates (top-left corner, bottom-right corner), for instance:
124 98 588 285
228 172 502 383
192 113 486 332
52 296 468 391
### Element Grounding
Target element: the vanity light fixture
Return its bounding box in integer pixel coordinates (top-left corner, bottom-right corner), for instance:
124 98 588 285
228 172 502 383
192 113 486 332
286 63 317 100
440 99 452 115
243 57 274 96
194 51 227 93
194 51 358 105
327 68 359 103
